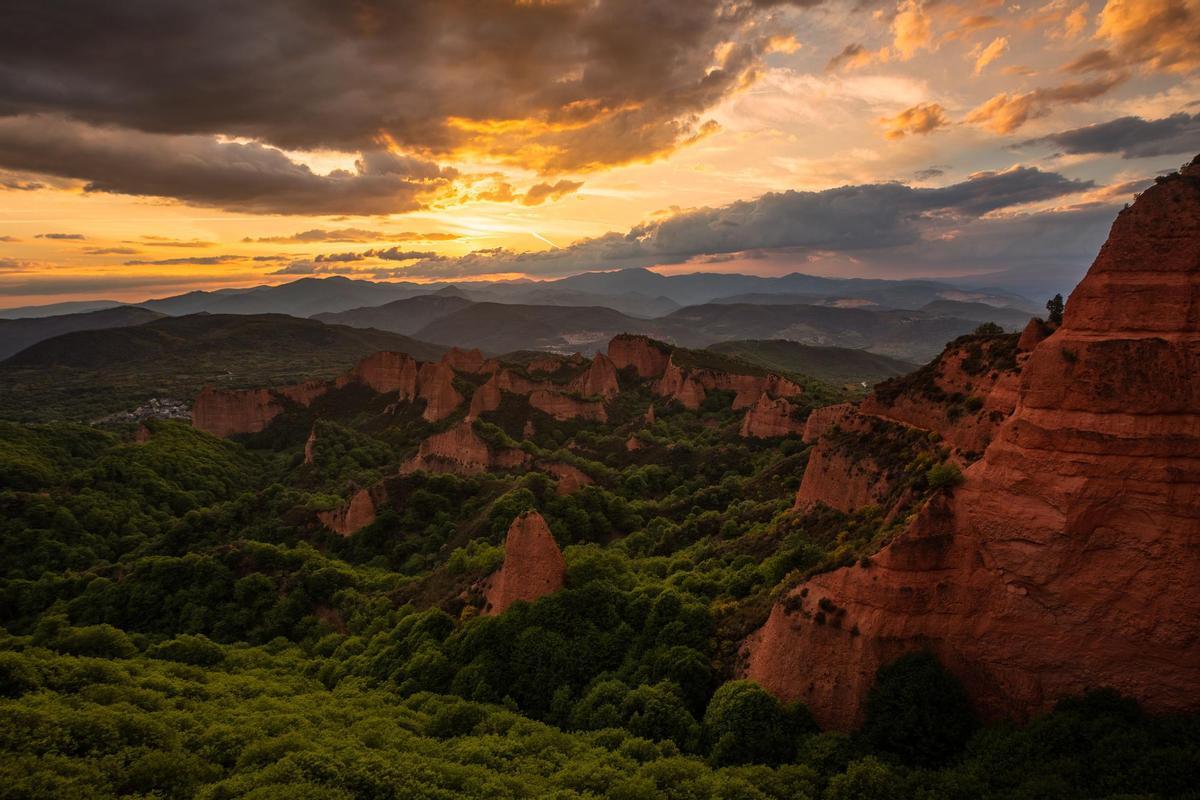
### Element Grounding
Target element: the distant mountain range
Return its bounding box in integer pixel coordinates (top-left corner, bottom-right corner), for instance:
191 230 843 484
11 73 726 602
1 269 1038 372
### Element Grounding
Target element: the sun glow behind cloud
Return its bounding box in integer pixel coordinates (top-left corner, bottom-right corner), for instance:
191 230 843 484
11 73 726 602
0 0 1197 306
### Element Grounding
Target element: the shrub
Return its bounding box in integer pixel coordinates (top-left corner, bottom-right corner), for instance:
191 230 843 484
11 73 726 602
702 680 814 766
146 634 225 667
926 462 964 492
862 651 976 767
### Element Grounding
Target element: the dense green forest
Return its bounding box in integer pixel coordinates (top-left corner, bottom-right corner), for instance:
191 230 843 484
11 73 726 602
1 346 1197 799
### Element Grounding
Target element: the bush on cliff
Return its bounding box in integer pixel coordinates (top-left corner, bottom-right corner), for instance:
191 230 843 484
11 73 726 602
862 651 976 767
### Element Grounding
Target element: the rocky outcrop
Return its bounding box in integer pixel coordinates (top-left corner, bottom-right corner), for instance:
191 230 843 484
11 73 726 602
543 461 594 495
318 486 379 536
338 351 420 397
304 427 317 465
403 420 529 475
742 157 1200 730
191 386 283 438
441 347 485 373
740 395 805 438
608 334 670 378
529 388 608 422
792 412 895 513
417 362 464 422
656 354 805 412
802 402 854 444
482 511 566 615
860 334 1026 459
569 353 620 400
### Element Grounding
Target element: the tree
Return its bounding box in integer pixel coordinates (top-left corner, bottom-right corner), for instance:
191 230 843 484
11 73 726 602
862 651 976 767
1046 294 1064 325
973 322 1003 336
702 680 814 766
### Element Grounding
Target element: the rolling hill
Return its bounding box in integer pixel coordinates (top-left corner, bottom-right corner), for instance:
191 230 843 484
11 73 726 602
707 339 918 386
0 305 165 360
313 293 476 335
411 302 646 353
0 314 446 421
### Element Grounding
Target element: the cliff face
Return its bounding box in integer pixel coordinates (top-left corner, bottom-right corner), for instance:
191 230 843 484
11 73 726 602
318 487 379 536
743 159 1200 730
441 347 485 373
529 388 608 422
656 354 805 412
569 353 620 400
608 334 670 377
543 461 594 495
482 511 567 615
404 420 529 475
417 362 464 422
339 351 420 397
739 394 805 439
192 387 283 438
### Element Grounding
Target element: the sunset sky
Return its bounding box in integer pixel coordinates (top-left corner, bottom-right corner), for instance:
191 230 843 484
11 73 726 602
0 0 1197 307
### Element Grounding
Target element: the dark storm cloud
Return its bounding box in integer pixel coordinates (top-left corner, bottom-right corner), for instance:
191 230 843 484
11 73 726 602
0 116 456 215
0 0 802 178
386 166 1092 278
1022 112 1200 159
36 233 86 240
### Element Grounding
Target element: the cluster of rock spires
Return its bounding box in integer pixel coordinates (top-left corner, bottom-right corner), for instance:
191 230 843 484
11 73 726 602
742 156 1200 729
191 333 812 536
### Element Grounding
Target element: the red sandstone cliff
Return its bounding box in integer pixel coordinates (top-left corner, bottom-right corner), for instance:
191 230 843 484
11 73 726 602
569 353 620 400
318 486 380 536
742 157 1200 730
529 388 608 422
417 362 464 422
192 386 284 438
404 420 530 475
543 461 594 495
482 511 567 615
441 347 486 373
608 334 670 377
739 394 806 438
338 351 420 397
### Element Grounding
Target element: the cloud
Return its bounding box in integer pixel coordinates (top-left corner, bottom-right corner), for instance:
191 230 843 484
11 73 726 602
880 102 949 139
1062 48 1123 73
135 236 216 248
521 180 584 206
242 228 459 244
83 247 141 255
914 165 949 180
36 232 86 240
0 235 19 242
893 0 933 60
0 0 812 181
0 115 456 215
1021 112 1200 158
965 74 1128 134
380 165 1092 279
124 255 242 266
971 36 1009 75
825 43 891 72
1095 0 1200 74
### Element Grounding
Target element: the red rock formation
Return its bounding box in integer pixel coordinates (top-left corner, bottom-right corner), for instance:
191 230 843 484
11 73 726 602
802 402 854 444
417 362 464 422
527 354 567 373
482 511 566 615
608 334 670 378
743 158 1200 729
467 373 503 419
529 388 608 422
191 386 283 438
304 427 317 465
404 420 529 475
645 404 656 424
441 347 486 373
655 354 804 412
134 424 153 443
338 351 420 397
277 380 329 407
740 395 805 438
1018 318 1052 351
523 419 536 438
318 487 379 536
859 335 1025 458
543 461 594 495
569 352 620 400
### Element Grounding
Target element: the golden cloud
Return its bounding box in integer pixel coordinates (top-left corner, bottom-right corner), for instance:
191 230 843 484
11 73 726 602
881 102 950 139
965 74 1128 133
972 36 1009 74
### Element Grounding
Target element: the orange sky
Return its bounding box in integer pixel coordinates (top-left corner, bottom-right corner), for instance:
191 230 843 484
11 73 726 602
0 0 1197 308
